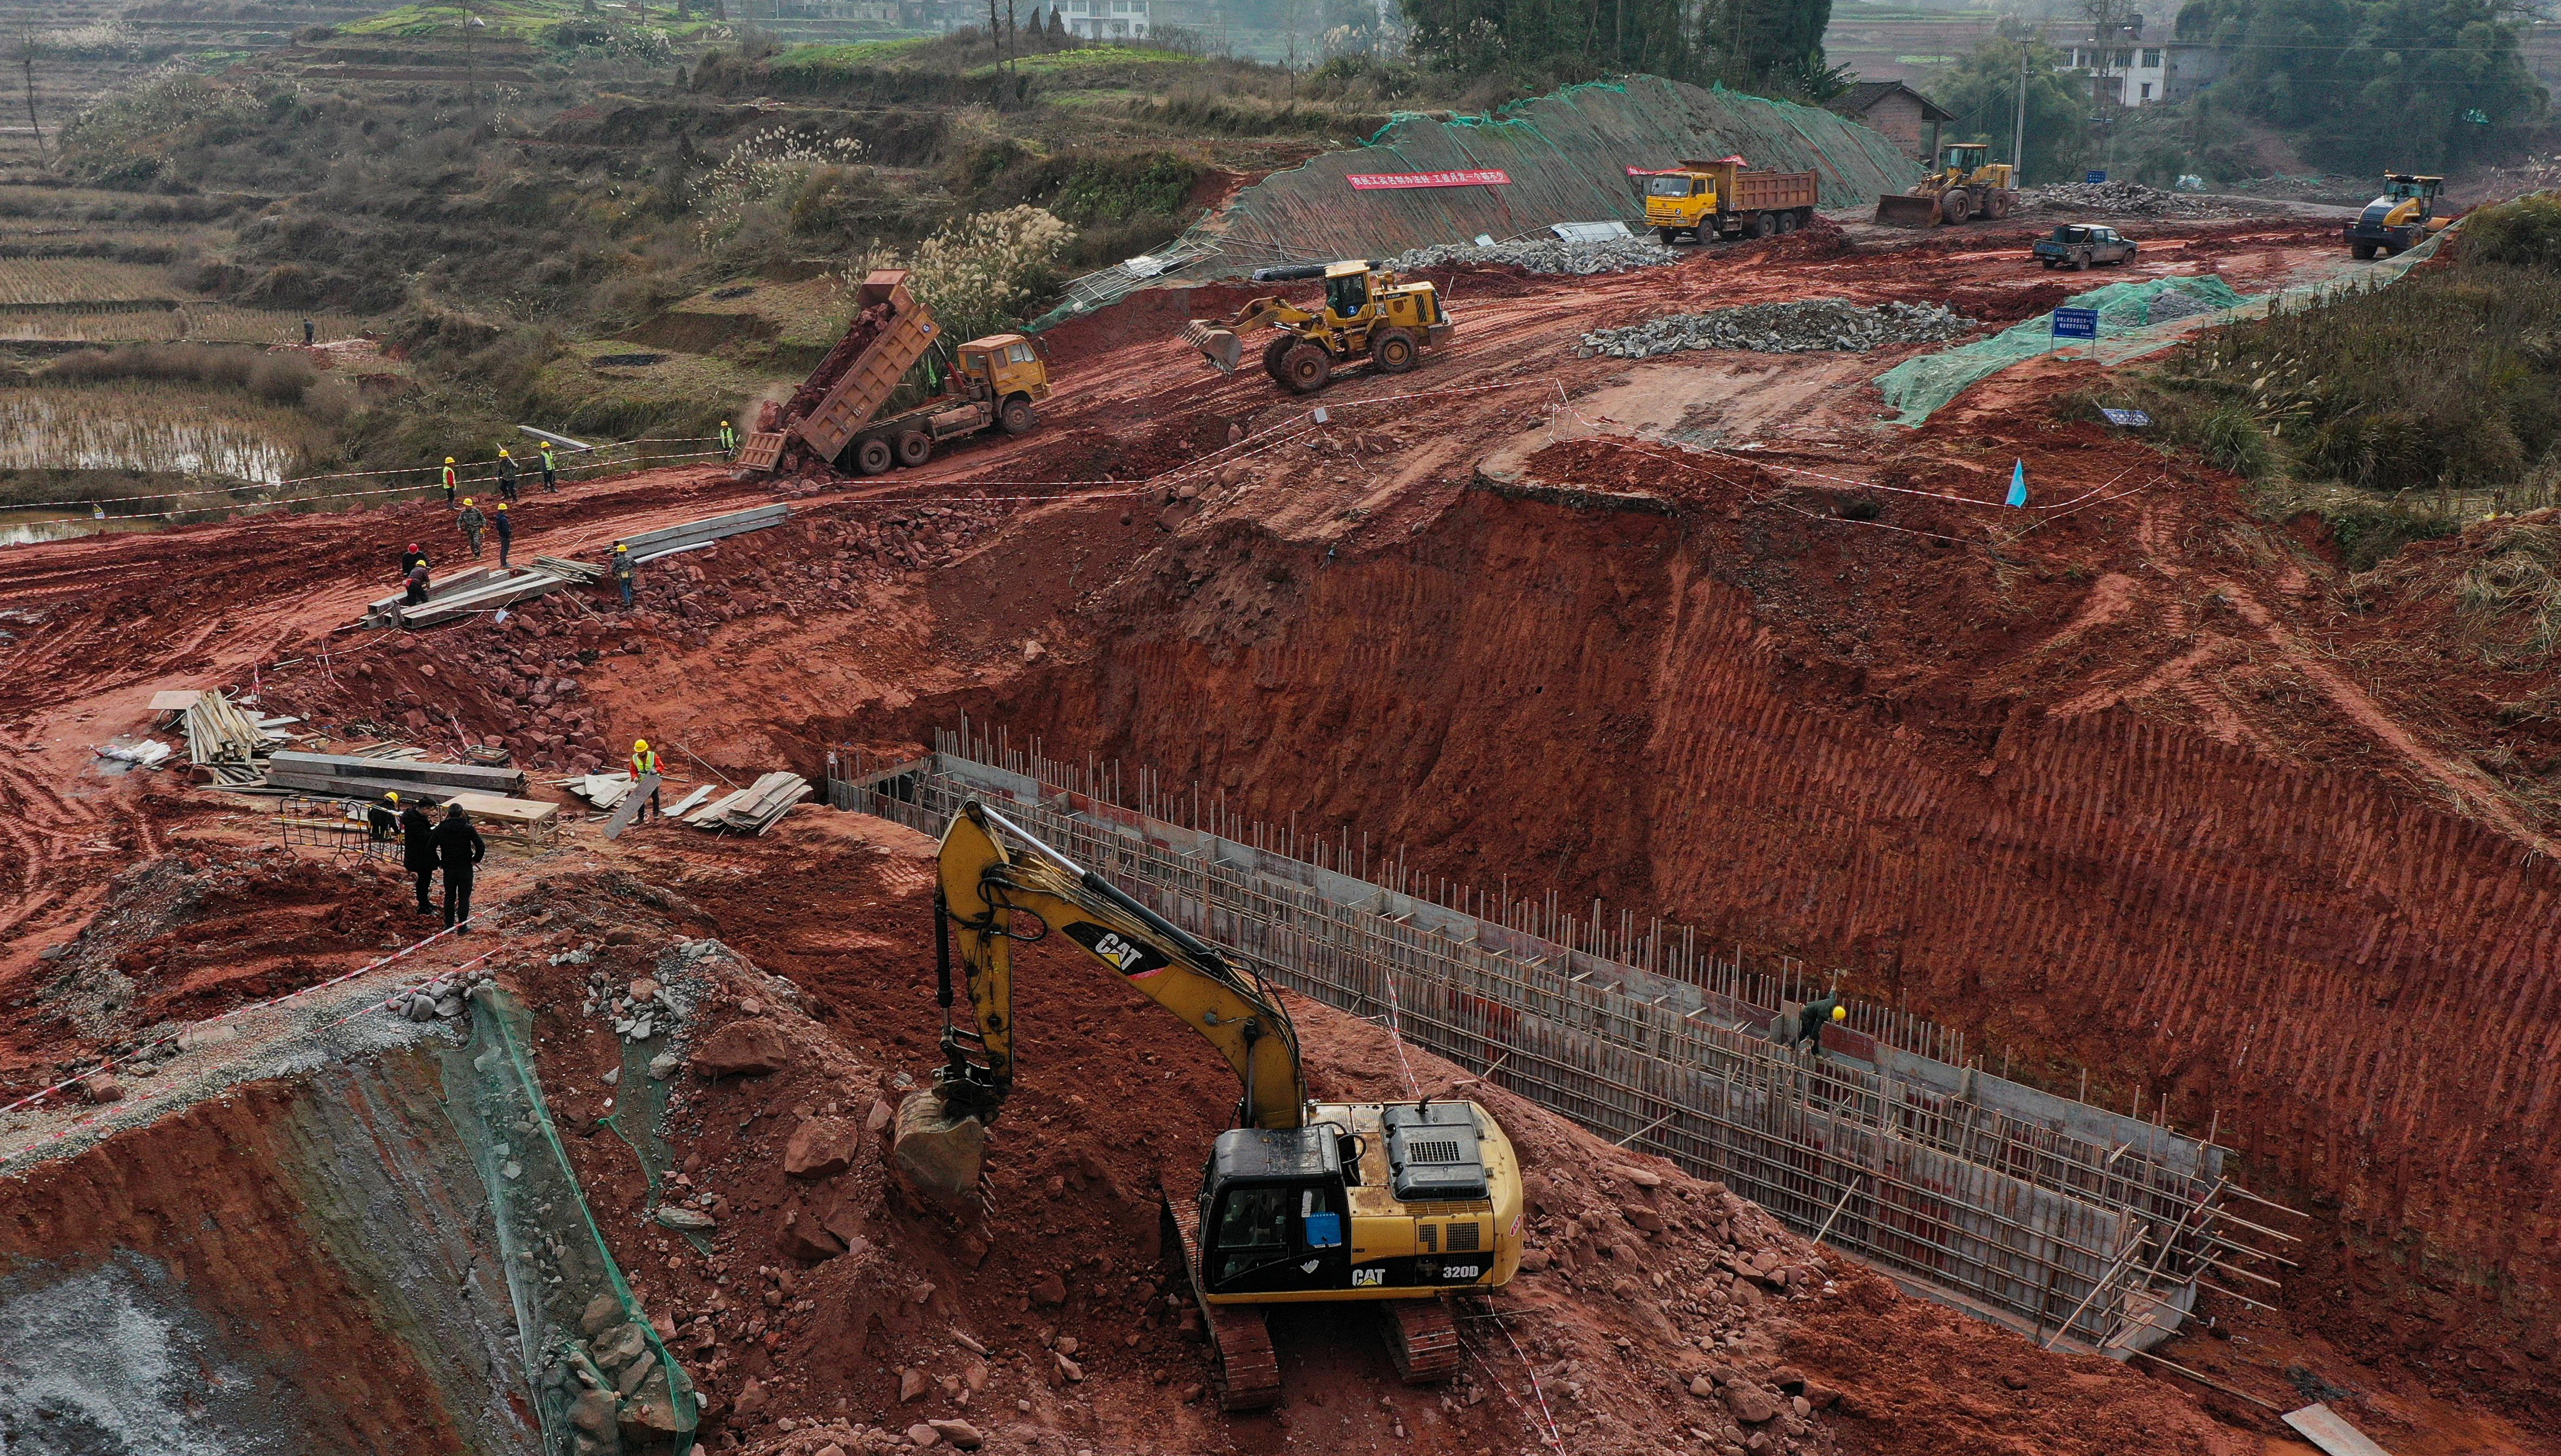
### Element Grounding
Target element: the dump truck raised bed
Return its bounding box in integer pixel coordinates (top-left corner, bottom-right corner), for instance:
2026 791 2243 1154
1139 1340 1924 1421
738 269 1049 476
1640 161 1821 243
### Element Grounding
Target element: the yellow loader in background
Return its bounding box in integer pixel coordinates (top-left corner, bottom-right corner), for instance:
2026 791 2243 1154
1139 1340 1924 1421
1875 142 2020 227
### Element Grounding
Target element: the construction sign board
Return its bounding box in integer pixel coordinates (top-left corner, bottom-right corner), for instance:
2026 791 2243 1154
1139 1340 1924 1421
1346 169 1512 190
2051 307 2100 340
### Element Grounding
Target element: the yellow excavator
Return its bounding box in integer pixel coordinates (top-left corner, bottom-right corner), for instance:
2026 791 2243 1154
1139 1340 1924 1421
1873 141 2019 227
1182 259 1454 394
904 802 1524 1410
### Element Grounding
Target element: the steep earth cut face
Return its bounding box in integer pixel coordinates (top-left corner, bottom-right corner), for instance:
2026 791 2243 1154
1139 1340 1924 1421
0 1055 535 1454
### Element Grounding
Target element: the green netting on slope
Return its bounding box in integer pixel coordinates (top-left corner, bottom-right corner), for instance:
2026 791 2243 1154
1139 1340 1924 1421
1201 73 1921 272
1876 226 2462 427
443 987 698 1456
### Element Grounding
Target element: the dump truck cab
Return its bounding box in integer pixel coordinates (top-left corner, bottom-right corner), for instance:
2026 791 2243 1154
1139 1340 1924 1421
955 334 1050 405
1642 168 1719 234
2345 174 2448 258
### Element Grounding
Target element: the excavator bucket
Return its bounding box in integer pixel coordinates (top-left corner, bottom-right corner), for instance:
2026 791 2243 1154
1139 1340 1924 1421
1873 192 1943 228
1184 320 1245 374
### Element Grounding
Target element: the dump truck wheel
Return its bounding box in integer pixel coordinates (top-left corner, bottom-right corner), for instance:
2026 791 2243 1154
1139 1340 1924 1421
1656 226 1681 245
854 437 894 476
1261 336 1296 382
1776 210 1797 235
1279 343 1332 394
999 396 1037 435
1942 190 1974 225
895 431 932 467
1370 328 1418 374
1751 212 1776 239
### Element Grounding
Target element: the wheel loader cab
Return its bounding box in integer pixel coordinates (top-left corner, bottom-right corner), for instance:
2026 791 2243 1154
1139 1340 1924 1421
1324 263 1374 323
1201 1126 1351 1297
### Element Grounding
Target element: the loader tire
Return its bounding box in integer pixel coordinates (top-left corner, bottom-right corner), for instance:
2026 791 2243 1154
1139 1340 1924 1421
854 437 894 476
1278 342 1332 394
1262 335 1297 382
895 431 933 467
1370 328 1419 374
1000 395 1037 435
2351 242 2378 260
1941 190 1974 225
1989 190 2013 219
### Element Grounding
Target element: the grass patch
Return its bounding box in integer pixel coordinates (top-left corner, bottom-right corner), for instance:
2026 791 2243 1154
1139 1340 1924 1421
768 38 935 74
968 44 1203 76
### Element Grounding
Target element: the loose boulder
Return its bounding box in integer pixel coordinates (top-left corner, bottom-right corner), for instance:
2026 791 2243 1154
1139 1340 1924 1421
691 1019 790 1077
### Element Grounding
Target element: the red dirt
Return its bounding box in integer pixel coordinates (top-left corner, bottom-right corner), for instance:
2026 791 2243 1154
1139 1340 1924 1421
1 205 2553 1454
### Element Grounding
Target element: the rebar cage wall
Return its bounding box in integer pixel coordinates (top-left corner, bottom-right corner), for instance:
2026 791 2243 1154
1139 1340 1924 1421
829 738 2288 1354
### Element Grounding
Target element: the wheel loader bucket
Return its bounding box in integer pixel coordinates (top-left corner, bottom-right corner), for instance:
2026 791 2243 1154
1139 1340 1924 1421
1873 193 1943 228
1184 320 1244 374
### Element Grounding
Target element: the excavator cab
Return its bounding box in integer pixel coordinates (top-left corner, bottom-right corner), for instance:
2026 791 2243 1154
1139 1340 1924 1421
1200 1127 1353 1296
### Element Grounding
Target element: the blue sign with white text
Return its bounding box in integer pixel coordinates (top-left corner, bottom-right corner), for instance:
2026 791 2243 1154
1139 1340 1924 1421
2085 170 2108 184
2052 307 2100 340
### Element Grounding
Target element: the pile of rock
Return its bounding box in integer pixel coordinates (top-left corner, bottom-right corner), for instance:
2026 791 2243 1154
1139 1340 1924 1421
396 966 498 1023
584 968 685 1045
1580 299 1977 357
2030 179 2235 218
1388 233 1683 276
555 1292 688 1456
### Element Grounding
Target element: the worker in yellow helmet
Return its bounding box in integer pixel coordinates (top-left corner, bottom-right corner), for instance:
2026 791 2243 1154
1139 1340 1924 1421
368 791 399 842
613 541 635 608
1796 990 1848 1059
496 446 521 503
457 497 486 560
719 419 738 460
630 738 663 821
440 456 459 508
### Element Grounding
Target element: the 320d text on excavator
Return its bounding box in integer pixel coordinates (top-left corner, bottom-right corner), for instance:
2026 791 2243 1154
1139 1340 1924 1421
890 802 1525 1412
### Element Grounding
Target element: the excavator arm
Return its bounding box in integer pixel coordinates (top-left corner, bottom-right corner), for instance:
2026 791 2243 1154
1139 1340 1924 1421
1182 297 1317 373
932 801 1308 1130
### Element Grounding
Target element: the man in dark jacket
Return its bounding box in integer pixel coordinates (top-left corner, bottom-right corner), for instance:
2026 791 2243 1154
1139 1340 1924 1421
399 542 427 575
491 502 515 568
400 797 438 913
434 803 487 931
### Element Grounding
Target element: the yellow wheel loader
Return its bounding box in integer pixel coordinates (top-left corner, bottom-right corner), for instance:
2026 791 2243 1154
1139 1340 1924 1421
1182 259 1454 394
2345 174 2450 258
1874 142 2020 228
898 802 1525 1412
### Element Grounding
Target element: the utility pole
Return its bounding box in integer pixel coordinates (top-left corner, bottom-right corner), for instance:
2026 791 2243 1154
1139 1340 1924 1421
13 26 40 164
2012 39 2028 179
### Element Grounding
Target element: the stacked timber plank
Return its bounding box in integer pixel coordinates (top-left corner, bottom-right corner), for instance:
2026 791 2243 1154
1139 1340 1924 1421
395 568 578 629
265 750 528 803
684 772 809 835
362 567 499 628
534 555 604 582
618 504 788 563
181 690 292 776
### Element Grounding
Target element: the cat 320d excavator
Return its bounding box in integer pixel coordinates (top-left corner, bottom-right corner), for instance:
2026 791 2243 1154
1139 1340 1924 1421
901 801 1524 1411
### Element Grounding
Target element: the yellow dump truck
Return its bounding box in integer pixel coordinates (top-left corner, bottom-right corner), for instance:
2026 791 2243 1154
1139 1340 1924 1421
738 269 1049 476
1640 161 1821 243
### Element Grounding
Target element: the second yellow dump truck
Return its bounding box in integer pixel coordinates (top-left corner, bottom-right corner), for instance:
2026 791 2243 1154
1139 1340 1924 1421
1641 160 1822 243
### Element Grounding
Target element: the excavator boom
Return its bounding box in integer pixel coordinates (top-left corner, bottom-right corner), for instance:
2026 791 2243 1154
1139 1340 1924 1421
932 801 1306 1129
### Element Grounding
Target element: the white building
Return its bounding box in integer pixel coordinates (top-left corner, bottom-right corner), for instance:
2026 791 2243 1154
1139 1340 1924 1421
2059 40 2169 105
1036 0 1150 37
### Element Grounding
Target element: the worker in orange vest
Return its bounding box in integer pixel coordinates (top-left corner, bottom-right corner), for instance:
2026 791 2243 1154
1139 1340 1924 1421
630 739 664 821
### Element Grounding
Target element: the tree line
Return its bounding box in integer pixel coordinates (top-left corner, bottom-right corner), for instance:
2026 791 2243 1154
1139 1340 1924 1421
1398 0 1842 96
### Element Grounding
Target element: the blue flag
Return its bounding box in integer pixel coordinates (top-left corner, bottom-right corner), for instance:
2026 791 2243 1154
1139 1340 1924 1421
2006 459 2028 508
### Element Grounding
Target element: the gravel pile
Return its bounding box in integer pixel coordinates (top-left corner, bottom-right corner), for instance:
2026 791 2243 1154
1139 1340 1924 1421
1579 298 1978 358
2030 180 2237 218
1388 233 1683 276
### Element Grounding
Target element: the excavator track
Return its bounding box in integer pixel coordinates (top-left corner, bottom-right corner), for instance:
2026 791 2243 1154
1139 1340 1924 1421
1163 1182 1282 1412
1382 1298 1461 1384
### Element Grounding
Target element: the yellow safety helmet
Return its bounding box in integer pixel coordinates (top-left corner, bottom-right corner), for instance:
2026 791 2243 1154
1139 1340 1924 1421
634 738 649 751
614 542 628 552
444 456 456 464
462 497 474 506
499 447 511 456
495 501 509 511
386 791 400 804
1831 1005 1847 1022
